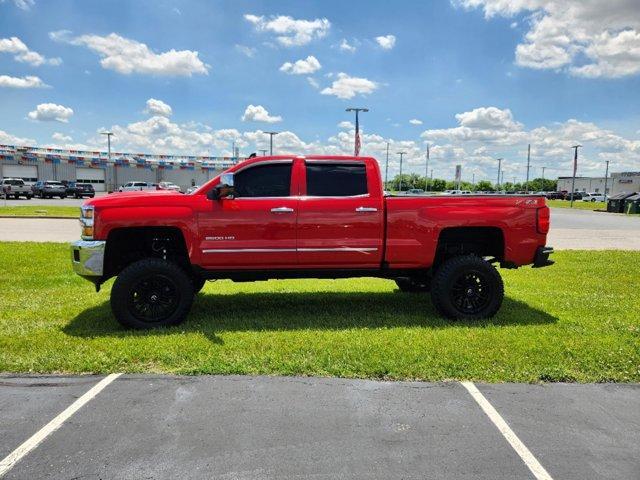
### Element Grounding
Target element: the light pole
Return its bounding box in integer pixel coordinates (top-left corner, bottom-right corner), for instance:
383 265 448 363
346 107 368 156
525 144 531 193
542 166 546 181
101 131 114 190
397 151 406 192
570 145 582 207
384 142 390 188
425 144 430 191
264 131 278 156
496 158 503 191
259 149 268 156
604 160 610 203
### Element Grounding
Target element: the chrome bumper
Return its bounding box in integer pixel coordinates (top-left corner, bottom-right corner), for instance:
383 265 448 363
70 240 106 277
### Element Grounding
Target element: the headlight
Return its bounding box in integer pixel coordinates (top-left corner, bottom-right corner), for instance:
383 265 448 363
80 206 95 239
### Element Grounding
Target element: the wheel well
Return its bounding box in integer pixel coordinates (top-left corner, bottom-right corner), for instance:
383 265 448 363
103 227 191 280
435 227 504 265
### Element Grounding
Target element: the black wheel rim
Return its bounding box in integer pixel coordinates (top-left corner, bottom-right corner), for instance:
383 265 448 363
450 269 491 314
128 274 180 323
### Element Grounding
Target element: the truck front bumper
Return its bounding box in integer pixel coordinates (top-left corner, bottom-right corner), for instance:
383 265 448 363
532 246 554 268
70 240 106 280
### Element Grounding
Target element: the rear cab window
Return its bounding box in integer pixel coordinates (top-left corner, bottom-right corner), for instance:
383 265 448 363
305 163 368 197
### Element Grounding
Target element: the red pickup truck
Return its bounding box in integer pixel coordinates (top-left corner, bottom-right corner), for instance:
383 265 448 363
71 155 553 329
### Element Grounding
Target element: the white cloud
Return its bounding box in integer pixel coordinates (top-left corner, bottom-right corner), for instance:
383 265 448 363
27 103 74 123
280 55 321 75
0 74 48 88
409 119 423 125
241 104 282 123
55 32 208 76
455 0 640 78
52 132 72 142
144 98 172 117
235 44 257 58
307 77 320 89
0 36 61 66
339 38 356 53
338 121 354 129
1 0 34 10
320 73 379 99
244 14 330 47
375 35 396 50
0 129 35 145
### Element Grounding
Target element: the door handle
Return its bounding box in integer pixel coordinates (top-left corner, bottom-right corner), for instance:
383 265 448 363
355 207 378 212
271 207 295 213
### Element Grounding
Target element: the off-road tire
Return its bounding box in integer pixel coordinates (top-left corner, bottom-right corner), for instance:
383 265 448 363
395 277 430 292
430 255 504 320
111 258 194 329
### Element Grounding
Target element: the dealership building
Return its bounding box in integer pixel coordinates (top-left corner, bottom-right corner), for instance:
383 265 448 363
557 172 640 196
0 145 238 192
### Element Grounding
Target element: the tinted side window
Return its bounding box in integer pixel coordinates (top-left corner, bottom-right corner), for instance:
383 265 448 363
306 163 367 196
234 163 292 197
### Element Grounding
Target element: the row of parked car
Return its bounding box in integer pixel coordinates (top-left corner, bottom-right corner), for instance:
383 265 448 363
1 178 96 199
1 178 190 200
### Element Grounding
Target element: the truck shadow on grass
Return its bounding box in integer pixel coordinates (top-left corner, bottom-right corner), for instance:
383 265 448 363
63 291 557 342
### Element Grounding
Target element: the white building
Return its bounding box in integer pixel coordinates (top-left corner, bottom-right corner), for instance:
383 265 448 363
556 172 640 196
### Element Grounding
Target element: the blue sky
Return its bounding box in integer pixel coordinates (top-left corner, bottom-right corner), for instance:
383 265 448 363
1 0 639 182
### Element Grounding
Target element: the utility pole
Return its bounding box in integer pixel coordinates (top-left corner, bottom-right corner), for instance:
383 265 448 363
264 131 278 156
496 158 503 191
604 160 610 203
525 144 531 193
345 107 368 156
542 166 546 181
472 173 475 190
101 131 114 190
259 149 268 156
382 141 390 189
570 145 581 207
397 151 406 192
425 144 430 191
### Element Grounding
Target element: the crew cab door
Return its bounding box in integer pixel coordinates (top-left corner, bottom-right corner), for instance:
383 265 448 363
198 160 298 268
297 160 384 268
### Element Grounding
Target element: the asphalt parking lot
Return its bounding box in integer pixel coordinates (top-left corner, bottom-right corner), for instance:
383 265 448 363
0 193 107 207
0 375 637 479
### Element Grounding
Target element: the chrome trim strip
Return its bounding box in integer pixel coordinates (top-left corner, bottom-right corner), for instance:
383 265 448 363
201 247 378 254
202 248 297 253
298 247 378 252
355 207 378 212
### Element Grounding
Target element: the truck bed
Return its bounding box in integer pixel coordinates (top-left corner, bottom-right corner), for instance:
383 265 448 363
384 195 548 268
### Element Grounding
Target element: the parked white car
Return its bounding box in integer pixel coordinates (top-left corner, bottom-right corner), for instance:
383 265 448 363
582 193 605 202
157 181 182 193
118 181 157 192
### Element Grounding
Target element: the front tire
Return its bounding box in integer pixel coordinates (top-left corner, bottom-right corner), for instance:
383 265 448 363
430 255 504 320
110 258 194 329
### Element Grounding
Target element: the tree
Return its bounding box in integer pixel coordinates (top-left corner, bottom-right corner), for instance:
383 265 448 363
475 180 494 192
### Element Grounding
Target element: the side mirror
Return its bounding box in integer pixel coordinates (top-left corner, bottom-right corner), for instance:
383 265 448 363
207 172 235 200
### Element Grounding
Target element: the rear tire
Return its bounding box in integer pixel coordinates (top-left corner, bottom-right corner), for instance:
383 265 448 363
110 258 194 329
430 255 503 320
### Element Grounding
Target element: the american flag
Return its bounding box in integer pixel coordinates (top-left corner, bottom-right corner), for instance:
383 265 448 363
354 125 361 157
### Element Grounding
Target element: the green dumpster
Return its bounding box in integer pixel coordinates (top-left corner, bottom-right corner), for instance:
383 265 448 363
607 192 636 213
624 194 640 214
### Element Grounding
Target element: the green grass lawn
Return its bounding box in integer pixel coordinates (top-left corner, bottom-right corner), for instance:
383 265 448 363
1 242 638 382
0 205 79 217
547 199 606 210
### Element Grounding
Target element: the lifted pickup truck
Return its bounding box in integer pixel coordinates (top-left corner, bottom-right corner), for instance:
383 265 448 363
71 155 553 329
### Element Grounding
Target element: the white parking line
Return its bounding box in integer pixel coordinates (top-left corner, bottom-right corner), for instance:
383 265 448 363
461 381 554 480
0 373 121 478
